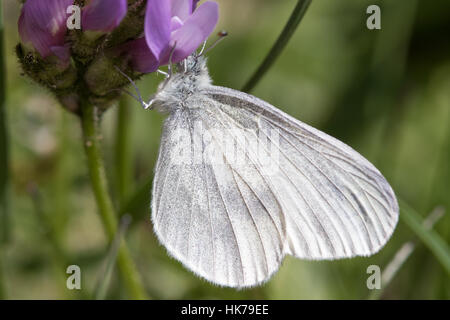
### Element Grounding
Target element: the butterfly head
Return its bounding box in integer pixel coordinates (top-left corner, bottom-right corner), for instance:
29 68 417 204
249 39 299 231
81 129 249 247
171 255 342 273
152 55 212 112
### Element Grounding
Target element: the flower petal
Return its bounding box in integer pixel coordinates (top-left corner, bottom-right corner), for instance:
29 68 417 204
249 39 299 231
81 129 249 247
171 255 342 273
122 38 159 73
82 0 128 32
171 0 193 21
167 1 218 63
170 16 184 31
145 0 172 60
18 0 73 58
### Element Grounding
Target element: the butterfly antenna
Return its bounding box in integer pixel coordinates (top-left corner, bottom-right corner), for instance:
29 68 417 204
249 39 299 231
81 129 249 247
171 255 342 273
109 87 141 104
200 31 228 56
198 40 208 56
114 66 154 110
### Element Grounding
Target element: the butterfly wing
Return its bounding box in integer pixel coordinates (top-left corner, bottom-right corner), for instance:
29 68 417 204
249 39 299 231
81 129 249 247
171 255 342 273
205 86 399 258
151 85 399 288
151 106 285 288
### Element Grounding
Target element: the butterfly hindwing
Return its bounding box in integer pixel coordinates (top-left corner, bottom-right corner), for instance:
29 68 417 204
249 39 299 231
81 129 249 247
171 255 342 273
206 86 399 259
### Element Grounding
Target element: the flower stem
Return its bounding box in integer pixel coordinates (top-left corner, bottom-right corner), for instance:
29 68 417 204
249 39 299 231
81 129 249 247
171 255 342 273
242 0 312 93
81 102 148 299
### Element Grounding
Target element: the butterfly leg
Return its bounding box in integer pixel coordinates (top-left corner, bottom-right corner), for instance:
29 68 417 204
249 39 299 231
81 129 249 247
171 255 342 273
197 40 208 56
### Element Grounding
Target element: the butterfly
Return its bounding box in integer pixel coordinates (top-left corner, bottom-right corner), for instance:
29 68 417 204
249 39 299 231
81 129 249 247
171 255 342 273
126 54 398 288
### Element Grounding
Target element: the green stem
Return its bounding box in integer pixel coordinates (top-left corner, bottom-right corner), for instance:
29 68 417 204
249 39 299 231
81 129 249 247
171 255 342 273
81 103 148 299
242 0 312 93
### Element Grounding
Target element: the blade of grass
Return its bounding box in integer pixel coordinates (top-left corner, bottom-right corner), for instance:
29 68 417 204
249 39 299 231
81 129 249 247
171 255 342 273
368 206 445 300
399 199 450 274
95 215 132 300
242 0 312 93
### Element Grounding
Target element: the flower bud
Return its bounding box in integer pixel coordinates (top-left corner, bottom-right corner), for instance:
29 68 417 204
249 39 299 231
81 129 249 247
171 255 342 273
16 44 77 90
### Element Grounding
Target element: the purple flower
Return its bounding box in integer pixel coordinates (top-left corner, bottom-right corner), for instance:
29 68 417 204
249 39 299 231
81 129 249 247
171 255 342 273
124 0 219 73
146 0 219 64
18 0 74 61
82 0 128 32
18 0 128 62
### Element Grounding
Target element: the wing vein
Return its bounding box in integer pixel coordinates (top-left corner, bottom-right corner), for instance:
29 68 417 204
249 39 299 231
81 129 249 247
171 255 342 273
247 109 386 247
199 114 246 284
231 169 270 276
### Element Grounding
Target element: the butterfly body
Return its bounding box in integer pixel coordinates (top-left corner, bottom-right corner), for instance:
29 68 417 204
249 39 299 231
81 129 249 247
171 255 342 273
150 55 399 288
152 56 212 112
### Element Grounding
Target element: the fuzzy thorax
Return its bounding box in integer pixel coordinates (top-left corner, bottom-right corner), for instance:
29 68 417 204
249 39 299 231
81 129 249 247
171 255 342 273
153 55 212 113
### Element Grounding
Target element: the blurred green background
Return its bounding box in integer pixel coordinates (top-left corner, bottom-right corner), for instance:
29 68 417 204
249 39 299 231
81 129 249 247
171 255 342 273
0 0 449 299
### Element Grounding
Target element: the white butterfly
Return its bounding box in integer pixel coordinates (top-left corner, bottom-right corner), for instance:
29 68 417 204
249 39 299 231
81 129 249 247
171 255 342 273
141 55 398 288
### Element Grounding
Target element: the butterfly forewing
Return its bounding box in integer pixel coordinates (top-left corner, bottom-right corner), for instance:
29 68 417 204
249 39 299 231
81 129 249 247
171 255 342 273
151 105 285 288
